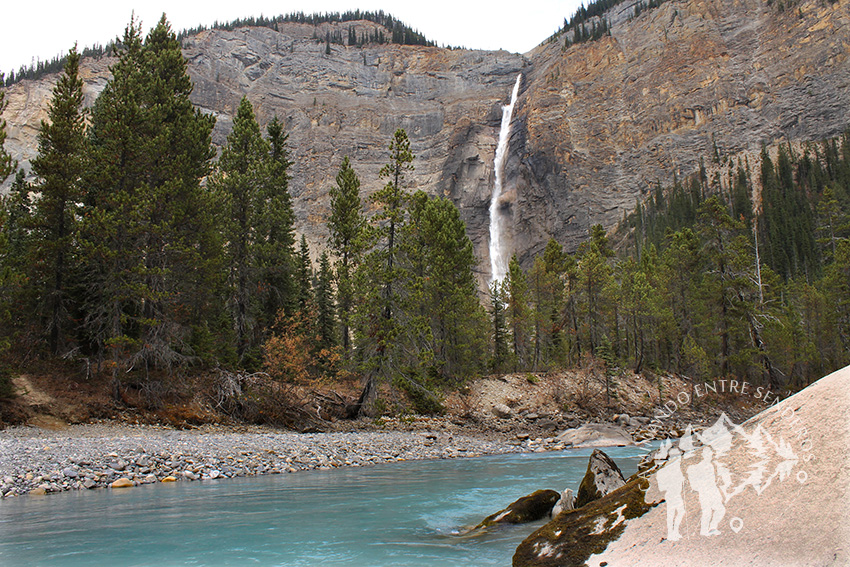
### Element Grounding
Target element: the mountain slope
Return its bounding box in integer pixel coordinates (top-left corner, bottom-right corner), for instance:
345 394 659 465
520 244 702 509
2 0 848 275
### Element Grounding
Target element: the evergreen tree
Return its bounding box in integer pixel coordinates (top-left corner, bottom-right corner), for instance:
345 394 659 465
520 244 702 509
315 251 336 349
328 156 365 352
255 115 297 333
353 128 414 412
28 46 88 355
212 96 268 363
82 15 217 379
417 195 486 381
490 281 510 372
576 225 613 354
296 235 313 313
505 254 530 370
374 129 414 326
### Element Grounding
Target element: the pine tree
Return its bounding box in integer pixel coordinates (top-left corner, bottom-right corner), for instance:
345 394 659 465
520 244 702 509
353 128 414 413
255 115 297 333
576 225 613 354
417 195 486 381
490 281 510 372
315 251 336 349
296 235 313 313
374 129 414 326
28 45 88 354
82 16 217 379
328 156 365 352
542 238 568 365
505 254 530 370
212 96 268 363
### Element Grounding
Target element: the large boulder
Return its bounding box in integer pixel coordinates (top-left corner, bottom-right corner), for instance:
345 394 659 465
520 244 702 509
477 489 562 528
513 476 654 567
575 449 626 509
556 423 633 448
516 366 850 567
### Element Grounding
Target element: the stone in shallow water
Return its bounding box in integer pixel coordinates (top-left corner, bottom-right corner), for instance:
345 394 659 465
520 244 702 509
111 478 134 488
161 476 178 483
575 449 626 509
478 489 561 528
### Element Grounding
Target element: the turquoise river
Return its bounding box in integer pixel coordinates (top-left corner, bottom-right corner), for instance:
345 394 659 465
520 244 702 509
0 445 652 566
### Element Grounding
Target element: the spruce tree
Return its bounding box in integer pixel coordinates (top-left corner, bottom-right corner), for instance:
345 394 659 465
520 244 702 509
296 235 313 313
328 156 365 352
315 251 336 350
256 115 296 331
29 46 88 354
82 15 217 378
213 96 268 363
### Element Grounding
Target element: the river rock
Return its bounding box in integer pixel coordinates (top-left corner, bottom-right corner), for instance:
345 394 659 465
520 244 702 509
29 487 47 496
110 478 134 488
492 403 513 419
556 423 633 448
513 476 652 567
62 467 79 479
478 489 561 528
550 488 575 517
161 476 178 483
574 449 626 509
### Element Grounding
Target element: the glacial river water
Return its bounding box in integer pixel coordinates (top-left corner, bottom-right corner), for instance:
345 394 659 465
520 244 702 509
0 445 653 567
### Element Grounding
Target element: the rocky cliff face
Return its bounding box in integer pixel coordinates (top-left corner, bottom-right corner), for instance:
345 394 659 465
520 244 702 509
2 0 848 276
510 0 850 259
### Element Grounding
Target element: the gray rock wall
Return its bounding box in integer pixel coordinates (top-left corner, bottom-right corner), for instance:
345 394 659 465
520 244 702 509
2 0 848 276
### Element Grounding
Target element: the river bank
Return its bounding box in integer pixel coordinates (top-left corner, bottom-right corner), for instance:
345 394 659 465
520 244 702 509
0 422 543 498
0 368 769 499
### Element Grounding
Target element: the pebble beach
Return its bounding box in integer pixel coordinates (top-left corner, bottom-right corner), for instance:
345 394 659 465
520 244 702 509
0 423 530 498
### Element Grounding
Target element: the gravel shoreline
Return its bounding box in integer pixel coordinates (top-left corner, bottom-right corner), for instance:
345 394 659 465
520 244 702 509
0 422 538 498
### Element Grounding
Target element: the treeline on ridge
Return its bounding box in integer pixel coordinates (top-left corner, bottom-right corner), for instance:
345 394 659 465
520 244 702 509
2 9 433 88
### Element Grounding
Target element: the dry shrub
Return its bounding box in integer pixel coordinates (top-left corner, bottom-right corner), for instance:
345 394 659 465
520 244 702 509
211 368 326 431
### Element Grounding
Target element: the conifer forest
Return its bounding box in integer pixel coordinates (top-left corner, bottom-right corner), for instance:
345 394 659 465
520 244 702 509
0 16 848 414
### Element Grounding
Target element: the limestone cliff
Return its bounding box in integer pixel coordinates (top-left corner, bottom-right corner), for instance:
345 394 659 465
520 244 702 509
2 0 848 275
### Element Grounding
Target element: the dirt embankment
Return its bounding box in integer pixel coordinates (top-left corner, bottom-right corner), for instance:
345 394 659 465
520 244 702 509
1 361 769 437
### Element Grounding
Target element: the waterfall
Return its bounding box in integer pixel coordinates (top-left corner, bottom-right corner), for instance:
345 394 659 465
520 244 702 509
489 74 522 284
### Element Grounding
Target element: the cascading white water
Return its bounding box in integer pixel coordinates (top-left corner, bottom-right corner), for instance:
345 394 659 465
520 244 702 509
489 74 522 284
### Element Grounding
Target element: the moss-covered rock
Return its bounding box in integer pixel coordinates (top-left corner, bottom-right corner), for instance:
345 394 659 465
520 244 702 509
512 475 656 567
574 449 625 508
478 489 562 528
